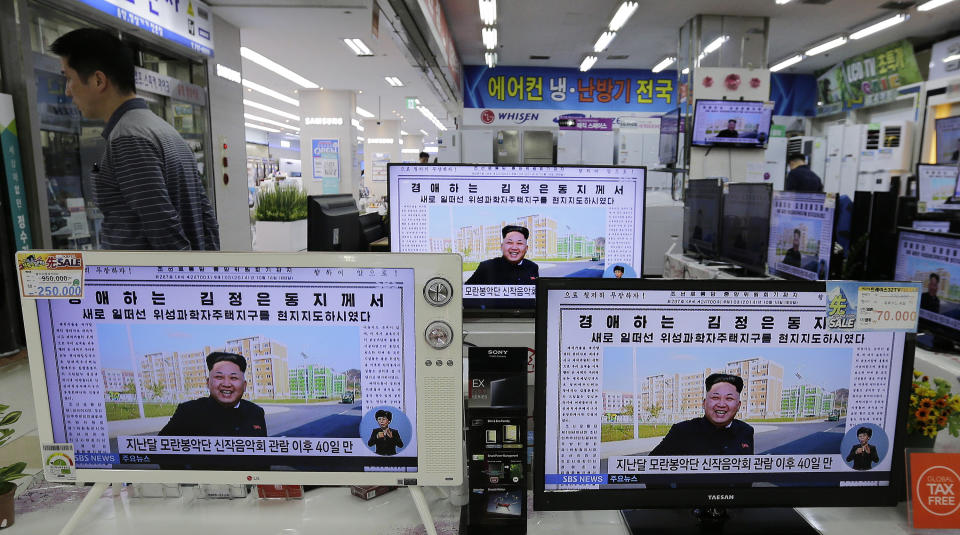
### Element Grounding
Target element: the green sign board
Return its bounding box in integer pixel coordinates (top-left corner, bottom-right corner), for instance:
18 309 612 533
406 97 419 110
0 93 32 250
815 63 845 117
842 39 922 110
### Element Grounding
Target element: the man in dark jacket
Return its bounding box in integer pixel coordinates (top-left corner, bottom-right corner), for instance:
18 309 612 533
649 373 754 456
783 228 803 267
466 225 539 285
367 409 404 455
785 153 823 193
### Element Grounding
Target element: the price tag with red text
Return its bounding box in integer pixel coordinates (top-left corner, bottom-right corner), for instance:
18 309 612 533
826 281 920 332
910 452 960 529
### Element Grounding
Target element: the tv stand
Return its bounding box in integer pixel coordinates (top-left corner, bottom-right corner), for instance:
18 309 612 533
620 507 821 534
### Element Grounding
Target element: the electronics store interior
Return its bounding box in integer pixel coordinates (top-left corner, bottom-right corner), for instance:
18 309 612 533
3 1 960 534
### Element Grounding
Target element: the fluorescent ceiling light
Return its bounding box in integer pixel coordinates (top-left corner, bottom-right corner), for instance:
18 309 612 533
384 76 404 87
243 99 299 121
401 148 421 154
401 130 409 135
343 38 373 56
609 1 638 31
420 129 429 136
776 0 793 4
479 0 496 25
805 36 847 56
651 57 675 73
357 136 364 142
849 14 907 40
703 35 729 55
351 118 364 131
356 106 375 118
245 122 280 133
944 53 960 63
681 67 690 75
485 52 498 68
240 47 318 89
215 64 241 84
579 55 598 72
244 113 300 132
594 31 617 53
770 55 804 72
917 0 956 10
241 79 299 107
368 138 394 144
417 105 447 131
482 27 498 50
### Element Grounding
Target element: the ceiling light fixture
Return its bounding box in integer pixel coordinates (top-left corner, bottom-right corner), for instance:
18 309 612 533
351 119 365 131
215 64 241 84
944 53 960 63
681 67 690 75
240 47 318 89
849 13 907 40
482 27 498 50
805 36 847 57
420 129 430 136
594 31 617 53
917 0 956 10
384 76 404 87
479 0 496 25
355 106 375 118
245 122 280 133
244 113 300 131
243 99 300 121
579 55 598 72
651 57 676 73
343 38 374 56
241 79 299 107
401 130 409 136
368 138 395 144
485 52 498 68
417 105 447 131
357 136 364 142
776 0 793 4
770 54 804 72
608 1 638 31
702 35 729 56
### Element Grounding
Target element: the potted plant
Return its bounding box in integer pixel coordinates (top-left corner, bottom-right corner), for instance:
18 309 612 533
253 185 309 252
0 403 27 529
905 371 960 449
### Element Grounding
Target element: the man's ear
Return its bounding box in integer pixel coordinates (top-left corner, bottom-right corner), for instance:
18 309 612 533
93 70 109 92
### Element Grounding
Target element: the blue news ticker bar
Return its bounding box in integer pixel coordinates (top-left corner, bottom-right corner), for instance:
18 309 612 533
76 452 121 465
545 474 608 485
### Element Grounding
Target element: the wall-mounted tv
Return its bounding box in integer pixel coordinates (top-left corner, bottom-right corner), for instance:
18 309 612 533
691 100 773 149
767 191 836 281
388 164 647 315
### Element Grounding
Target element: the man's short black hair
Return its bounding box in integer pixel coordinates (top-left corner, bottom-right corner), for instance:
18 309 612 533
206 352 247 373
419 152 429 159
705 373 744 393
857 426 872 438
50 28 136 95
614 265 624 273
375 409 392 421
930 273 940 282
794 228 801 236
787 152 807 164
502 225 529 239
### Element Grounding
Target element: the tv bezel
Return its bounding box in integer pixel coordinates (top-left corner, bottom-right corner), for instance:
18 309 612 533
690 99 774 149
718 182 773 275
658 107 681 166
766 191 838 281
386 162 648 319
895 227 960 343
533 277 914 511
682 178 723 258
19 250 465 487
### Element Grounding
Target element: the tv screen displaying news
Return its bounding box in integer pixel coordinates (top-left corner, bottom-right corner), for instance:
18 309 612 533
691 100 773 148
389 164 646 312
935 116 960 164
917 163 959 212
658 108 680 165
32 264 421 473
683 179 722 257
895 229 960 337
536 279 909 509
767 191 835 281
720 183 772 273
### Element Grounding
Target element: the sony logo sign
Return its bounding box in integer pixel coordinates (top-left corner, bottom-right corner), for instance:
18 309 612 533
707 494 734 501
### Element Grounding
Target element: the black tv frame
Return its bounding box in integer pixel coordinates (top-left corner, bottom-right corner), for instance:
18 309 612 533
534 277 914 514
307 193 361 252
718 182 773 276
916 162 960 211
682 178 723 259
895 227 960 351
690 99 773 149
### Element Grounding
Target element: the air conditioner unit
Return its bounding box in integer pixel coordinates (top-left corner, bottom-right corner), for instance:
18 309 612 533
839 124 865 198
823 124 845 194
858 120 913 192
786 136 826 179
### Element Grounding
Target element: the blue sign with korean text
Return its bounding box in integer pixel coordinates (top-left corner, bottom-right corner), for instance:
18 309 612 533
464 65 676 112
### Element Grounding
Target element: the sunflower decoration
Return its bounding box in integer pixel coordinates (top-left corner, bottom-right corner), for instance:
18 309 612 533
908 371 960 439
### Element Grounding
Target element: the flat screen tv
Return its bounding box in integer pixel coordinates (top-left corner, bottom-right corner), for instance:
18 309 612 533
683 178 722 258
691 100 773 149
719 183 773 275
388 164 647 314
767 191 836 281
894 228 960 351
916 163 959 212
935 115 960 164
18 250 464 487
535 277 913 534
658 108 680 166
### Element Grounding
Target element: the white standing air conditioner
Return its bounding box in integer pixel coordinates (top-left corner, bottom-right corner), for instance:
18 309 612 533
839 124 865 197
786 136 826 179
857 120 913 192
823 124 845 194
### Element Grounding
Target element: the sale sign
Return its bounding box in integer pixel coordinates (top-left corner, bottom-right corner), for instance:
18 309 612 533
825 281 920 332
911 452 960 529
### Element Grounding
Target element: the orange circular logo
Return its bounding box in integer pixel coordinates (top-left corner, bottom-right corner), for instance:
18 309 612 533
917 465 960 517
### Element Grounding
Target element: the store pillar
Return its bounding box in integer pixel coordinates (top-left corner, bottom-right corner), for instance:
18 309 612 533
363 120 402 199
299 89 360 198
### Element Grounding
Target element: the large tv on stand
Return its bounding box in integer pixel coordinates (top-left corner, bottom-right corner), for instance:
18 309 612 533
534 277 913 534
719 183 773 275
683 178 722 259
767 191 836 280
388 163 647 315
894 228 960 352
18 250 464 531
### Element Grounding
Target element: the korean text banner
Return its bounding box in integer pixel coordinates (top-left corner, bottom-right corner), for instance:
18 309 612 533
842 39 922 110
464 65 676 113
